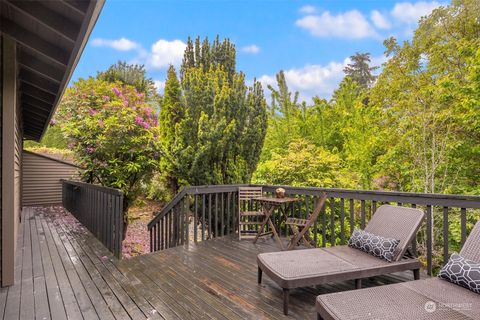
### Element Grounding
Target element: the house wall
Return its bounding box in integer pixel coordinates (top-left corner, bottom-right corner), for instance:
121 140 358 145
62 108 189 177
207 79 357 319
1 36 21 287
22 151 80 206
0 35 3 286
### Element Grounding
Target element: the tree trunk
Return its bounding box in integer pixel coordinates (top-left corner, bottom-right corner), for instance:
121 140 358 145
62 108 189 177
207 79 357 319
167 175 179 195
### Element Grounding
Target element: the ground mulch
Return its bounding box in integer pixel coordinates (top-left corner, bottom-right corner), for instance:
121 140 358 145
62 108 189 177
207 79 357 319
123 199 164 258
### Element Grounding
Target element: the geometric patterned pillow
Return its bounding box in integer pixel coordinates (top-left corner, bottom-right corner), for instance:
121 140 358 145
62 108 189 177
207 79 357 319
438 253 480 294
348 228 400 262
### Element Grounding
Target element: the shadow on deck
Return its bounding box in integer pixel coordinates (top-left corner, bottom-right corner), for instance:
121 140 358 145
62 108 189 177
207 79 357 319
0 207 425 320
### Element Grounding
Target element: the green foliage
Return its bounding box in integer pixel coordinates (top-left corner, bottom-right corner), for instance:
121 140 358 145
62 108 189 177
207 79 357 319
343 52 379 89
258 66 380 190
257 0 479 197
159 36 267 193
158 65 183 193
253 139 357 188
57 78 161 214
181 36 236 81
97 61 158 102
23 146 75 161
370 0 480 194
24 123 68 149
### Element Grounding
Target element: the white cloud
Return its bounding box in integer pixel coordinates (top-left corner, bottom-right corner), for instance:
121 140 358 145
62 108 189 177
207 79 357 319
241 45 260 54
299 5 316 14
391 1 441 24
296 10 378 39
258 54 389 102
91 37 140 51
153 80 165 93
371 10 391 30
258 59 348 102
148 39 187 69
370 54 389 71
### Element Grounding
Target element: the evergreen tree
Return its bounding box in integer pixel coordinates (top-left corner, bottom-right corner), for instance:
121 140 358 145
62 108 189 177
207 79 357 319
267 70 299 119
181 36 236 81
343 52 379 89
160 36 267 193
159 65 183 192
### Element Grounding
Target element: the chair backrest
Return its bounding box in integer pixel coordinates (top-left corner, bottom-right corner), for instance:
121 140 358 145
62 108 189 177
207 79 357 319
364 205 425 262
238 187 263 212
460 221 480 262
239 187 263 201
306 192 328 224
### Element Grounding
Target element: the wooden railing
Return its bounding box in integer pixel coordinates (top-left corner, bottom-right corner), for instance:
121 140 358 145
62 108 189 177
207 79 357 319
148 184 480 275
148 185 245 252
62 180 124 259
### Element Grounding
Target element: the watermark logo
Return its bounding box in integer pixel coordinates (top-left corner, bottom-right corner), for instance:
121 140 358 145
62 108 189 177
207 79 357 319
424 301 437 313
424 301 472 313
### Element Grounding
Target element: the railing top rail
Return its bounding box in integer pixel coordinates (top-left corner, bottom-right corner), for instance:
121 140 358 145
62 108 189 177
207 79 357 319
257 184 480 208
62 179 123 196
257 184 480 201
147 184 250 229
186 184 249 194
147 183 480 230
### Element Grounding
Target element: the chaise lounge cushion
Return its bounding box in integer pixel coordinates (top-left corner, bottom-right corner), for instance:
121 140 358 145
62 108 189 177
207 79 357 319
438 253 480 294
257 245 421 289
316 278 480 320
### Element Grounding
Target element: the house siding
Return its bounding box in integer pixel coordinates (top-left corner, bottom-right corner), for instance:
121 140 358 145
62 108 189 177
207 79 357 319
2 36 21 287
0 35 3 284
22 151 80 206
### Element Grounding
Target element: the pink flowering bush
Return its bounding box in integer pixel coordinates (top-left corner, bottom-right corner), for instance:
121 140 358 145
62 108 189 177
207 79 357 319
57 78 161 235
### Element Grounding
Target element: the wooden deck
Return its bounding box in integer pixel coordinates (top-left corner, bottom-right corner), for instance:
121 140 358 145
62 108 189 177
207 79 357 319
0 207 425 320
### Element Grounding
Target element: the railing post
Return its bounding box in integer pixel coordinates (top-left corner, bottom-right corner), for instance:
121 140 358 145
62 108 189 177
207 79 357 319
185 195 189 243
426 205 433 276
443 206 449 264
194 195 198 243
330 197 335 246
349 199 354 235
226 193 231 236
411 203 417 256
321 197 326 247
208 194 212 239
360 200 366 229
460 208 467 246
180 198 184 245
202 194 206 241
339 198 345 245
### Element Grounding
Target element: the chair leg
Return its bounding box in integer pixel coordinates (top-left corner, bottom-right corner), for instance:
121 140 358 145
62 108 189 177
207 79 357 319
317 313 324 320
413 268 420 280
258 267 262 284
283 288 289 315
355 279 362 289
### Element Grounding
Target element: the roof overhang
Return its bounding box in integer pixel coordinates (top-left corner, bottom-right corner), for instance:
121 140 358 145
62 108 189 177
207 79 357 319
1 0 105 141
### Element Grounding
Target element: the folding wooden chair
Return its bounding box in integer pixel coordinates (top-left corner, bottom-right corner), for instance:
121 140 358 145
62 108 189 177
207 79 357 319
285 192 327 250
238 187 266 240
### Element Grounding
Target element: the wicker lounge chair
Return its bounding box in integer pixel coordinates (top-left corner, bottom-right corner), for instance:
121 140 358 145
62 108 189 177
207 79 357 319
316 221 480 320
257 205 425 315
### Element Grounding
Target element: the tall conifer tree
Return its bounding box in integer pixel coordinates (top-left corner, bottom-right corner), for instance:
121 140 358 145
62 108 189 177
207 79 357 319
160 36 267 193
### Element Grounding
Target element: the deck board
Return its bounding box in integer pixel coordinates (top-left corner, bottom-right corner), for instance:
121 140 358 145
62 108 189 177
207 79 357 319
2 207 426 319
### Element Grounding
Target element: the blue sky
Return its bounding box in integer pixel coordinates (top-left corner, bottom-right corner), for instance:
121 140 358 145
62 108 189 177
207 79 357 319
73 0 445 101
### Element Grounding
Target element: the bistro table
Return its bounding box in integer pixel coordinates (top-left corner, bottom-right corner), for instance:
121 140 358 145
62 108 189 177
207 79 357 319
252 196 301 250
